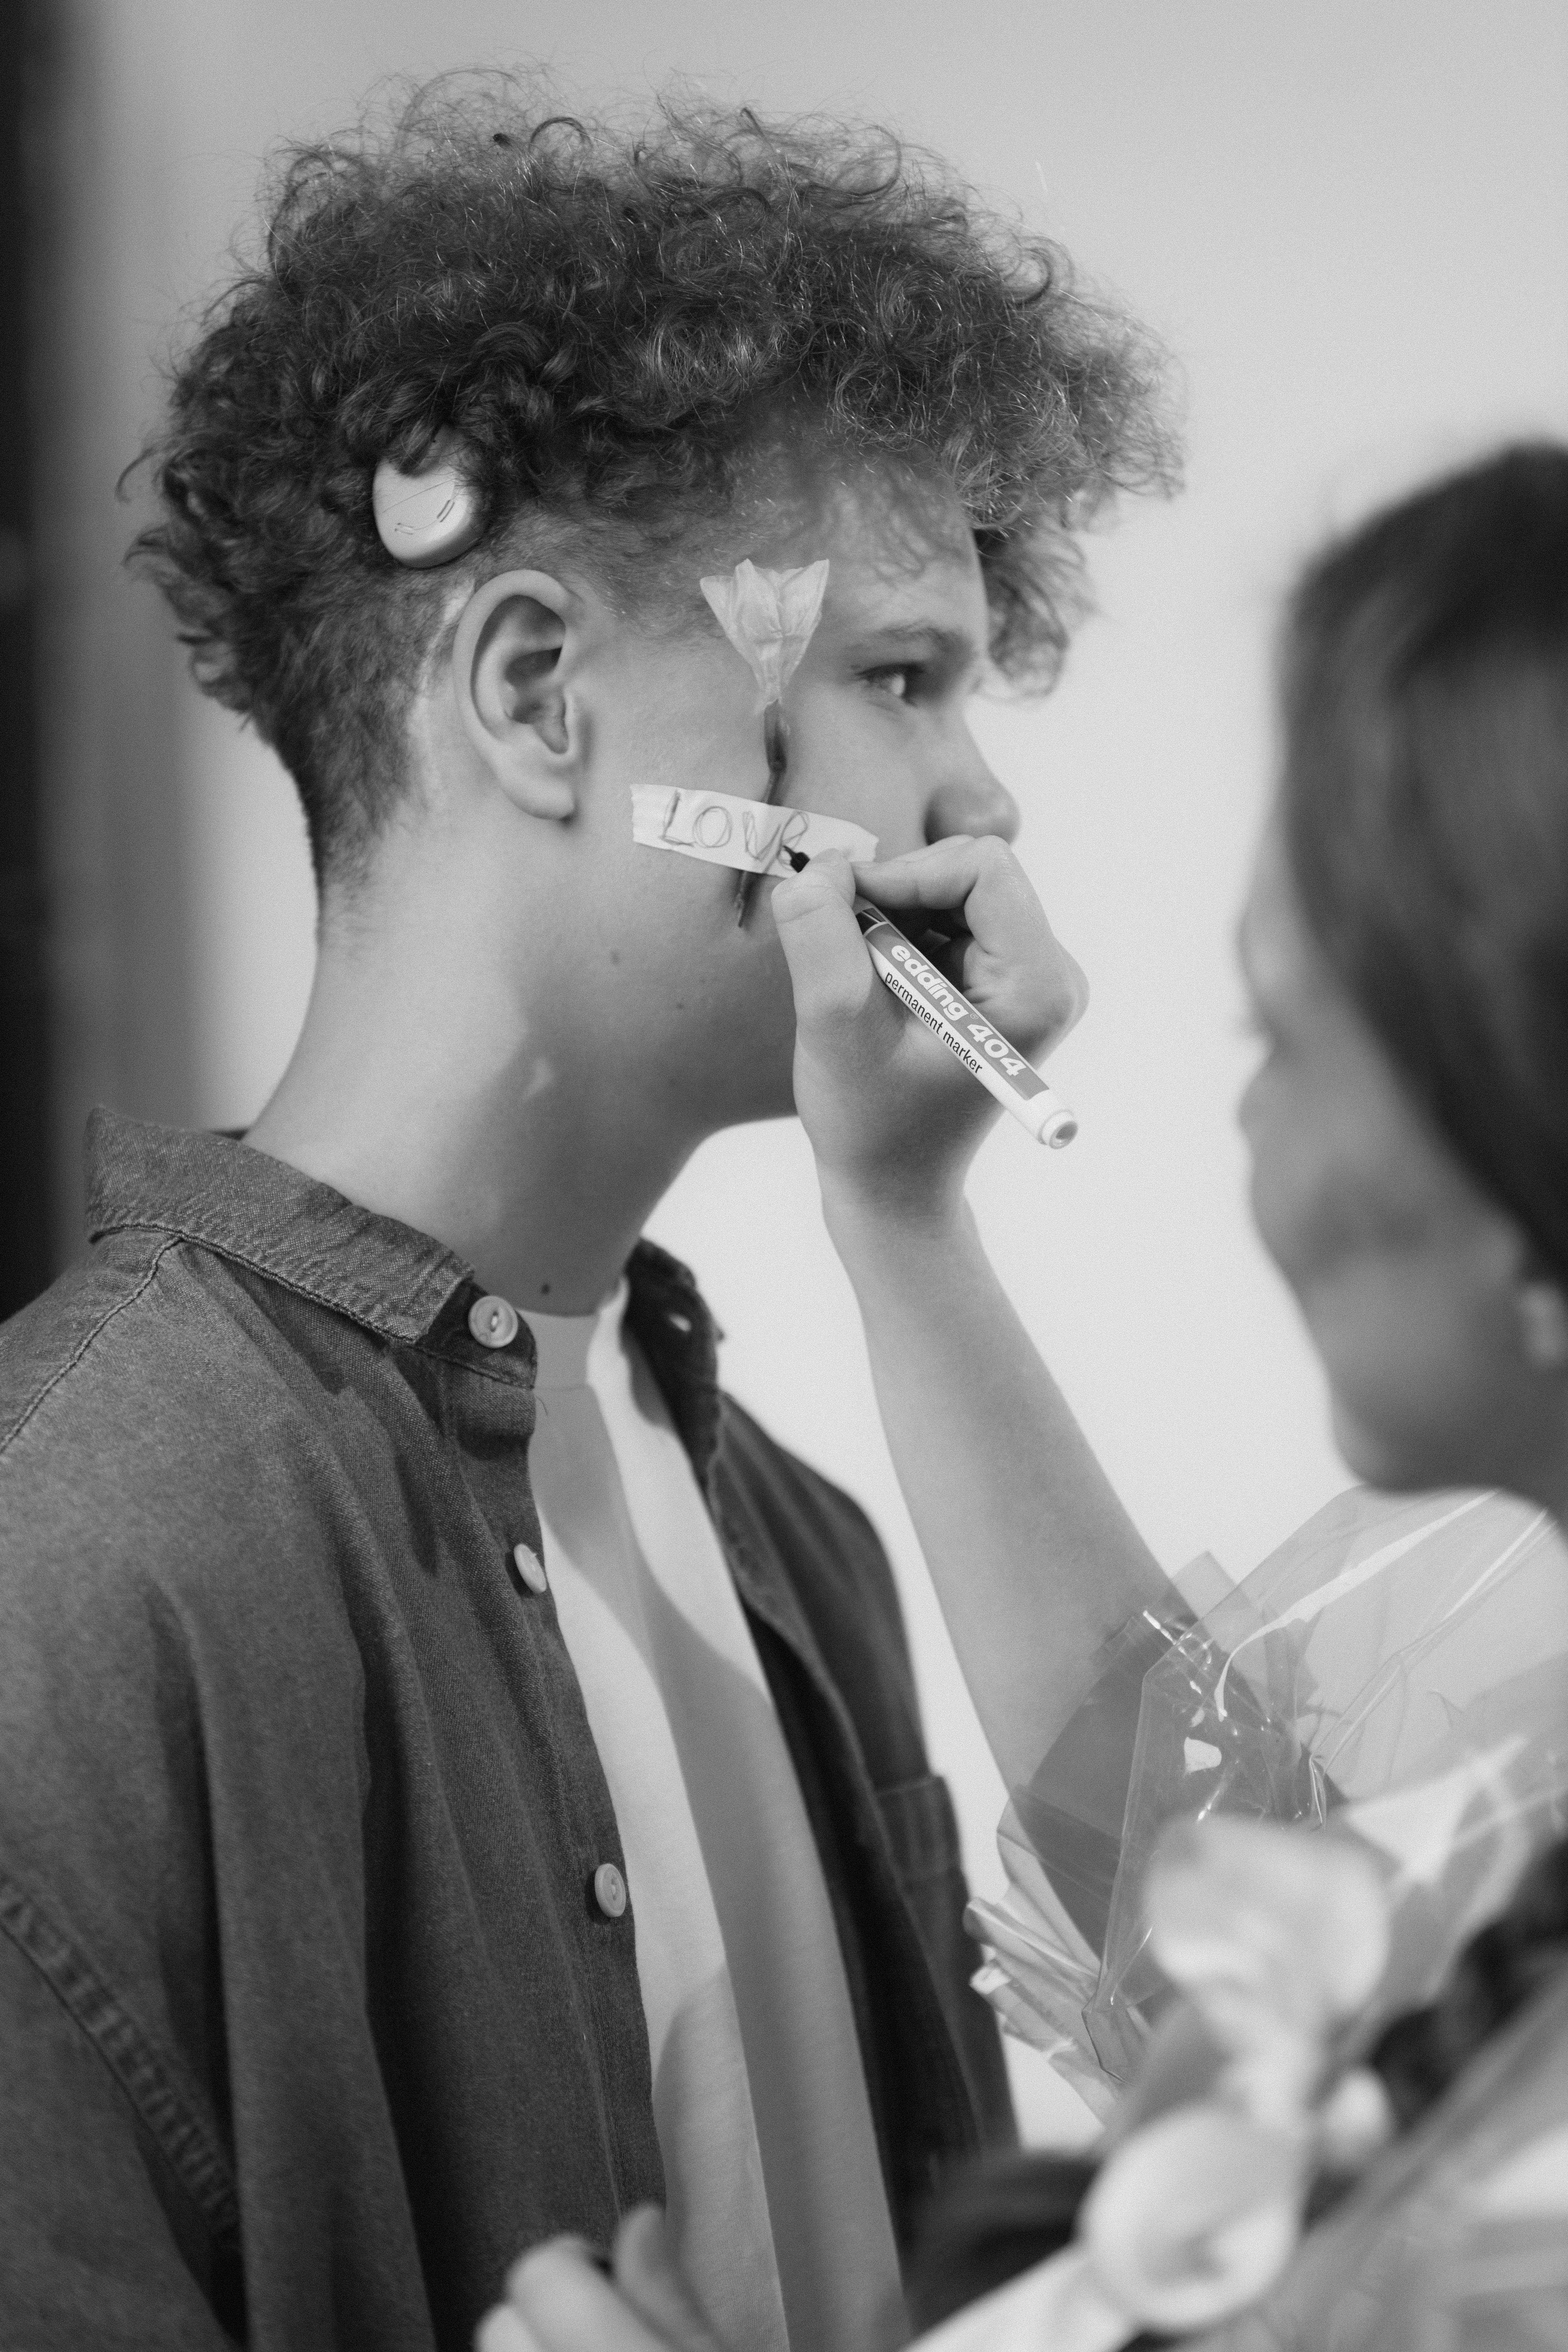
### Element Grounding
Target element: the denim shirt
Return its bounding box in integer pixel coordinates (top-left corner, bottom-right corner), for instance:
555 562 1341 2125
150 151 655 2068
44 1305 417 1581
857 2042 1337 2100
0 1113 1010 2352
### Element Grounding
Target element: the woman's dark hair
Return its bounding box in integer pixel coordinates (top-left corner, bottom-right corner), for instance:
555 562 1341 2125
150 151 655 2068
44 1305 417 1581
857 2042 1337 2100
128 75 1176 886
912 446 1568 2329
1281 441 1568 1282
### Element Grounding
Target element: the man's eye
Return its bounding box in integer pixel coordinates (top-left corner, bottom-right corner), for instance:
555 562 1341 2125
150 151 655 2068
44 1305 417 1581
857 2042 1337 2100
862 665 915 700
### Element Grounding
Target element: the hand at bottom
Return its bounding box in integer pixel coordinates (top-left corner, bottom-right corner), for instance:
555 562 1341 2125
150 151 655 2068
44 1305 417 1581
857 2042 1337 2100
476 2207 727 2352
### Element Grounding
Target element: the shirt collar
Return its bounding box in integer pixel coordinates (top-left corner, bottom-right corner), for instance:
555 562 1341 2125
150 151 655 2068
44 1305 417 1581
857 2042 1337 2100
82 1111 724 1476
84 1109 472 1344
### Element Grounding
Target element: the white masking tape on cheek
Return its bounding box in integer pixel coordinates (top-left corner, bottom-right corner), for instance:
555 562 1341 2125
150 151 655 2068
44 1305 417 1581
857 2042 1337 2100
631 785 878 876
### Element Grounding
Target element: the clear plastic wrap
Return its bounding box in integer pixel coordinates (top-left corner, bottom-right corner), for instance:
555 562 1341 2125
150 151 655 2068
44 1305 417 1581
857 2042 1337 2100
969 1486 1568 2098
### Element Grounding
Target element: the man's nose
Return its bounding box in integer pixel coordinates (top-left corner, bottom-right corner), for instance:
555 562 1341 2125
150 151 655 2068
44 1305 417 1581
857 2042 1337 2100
924 763 1021 847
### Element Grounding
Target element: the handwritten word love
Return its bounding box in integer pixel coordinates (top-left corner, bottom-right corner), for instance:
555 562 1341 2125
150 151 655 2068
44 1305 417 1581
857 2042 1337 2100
631 785 878 878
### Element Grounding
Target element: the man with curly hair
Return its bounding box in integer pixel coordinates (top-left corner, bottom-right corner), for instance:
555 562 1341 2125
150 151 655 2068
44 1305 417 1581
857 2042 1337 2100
0 79 1174 2352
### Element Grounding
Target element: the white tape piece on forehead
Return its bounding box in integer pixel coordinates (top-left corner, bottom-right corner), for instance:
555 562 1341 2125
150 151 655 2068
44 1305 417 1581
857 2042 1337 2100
632 785 877 878
699 560 831 705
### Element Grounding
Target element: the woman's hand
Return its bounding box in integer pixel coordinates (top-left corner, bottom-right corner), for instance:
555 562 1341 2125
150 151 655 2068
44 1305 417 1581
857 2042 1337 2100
770 835 1087 1227
476 2208 726 2352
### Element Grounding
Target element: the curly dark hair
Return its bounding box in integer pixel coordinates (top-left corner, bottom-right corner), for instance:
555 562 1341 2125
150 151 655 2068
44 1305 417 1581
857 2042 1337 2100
129 76 1179 883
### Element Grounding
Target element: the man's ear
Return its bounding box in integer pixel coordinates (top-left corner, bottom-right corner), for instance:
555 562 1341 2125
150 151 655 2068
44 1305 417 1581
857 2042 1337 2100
451 570 582 821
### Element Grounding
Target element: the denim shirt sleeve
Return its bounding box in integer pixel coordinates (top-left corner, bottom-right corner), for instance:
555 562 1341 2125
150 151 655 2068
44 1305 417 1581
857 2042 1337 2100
0 1923 241 2348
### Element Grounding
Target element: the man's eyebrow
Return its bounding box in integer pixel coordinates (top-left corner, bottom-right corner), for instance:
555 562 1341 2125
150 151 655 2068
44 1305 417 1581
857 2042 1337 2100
843 621 982 666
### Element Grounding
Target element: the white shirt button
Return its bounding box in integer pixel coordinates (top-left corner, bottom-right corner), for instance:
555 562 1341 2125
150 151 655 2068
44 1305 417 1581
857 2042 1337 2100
593 1862 628 1919
468 1294 520 1349
512 1542 548 1595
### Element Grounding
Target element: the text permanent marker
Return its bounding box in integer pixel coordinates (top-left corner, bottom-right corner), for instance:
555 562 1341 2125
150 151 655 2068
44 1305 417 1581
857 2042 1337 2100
787 853 1078 1149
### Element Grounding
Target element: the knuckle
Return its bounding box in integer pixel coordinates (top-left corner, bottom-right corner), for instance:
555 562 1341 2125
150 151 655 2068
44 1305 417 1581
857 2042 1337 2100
818 978 877 1034
794 966 869 1034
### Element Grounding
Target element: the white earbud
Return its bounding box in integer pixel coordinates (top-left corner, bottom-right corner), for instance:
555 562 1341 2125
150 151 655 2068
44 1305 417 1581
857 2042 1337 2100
372 430 485 568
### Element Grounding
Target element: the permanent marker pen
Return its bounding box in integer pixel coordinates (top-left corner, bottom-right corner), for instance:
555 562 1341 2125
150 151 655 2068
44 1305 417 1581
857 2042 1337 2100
786 852 1079 1149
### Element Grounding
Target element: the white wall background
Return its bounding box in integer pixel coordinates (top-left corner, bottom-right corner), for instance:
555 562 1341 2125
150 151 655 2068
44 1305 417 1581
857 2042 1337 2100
53 0 1568 2138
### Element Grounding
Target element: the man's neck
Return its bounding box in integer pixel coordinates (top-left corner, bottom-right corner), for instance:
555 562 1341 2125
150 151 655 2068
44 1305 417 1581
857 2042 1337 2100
245 921 699 1317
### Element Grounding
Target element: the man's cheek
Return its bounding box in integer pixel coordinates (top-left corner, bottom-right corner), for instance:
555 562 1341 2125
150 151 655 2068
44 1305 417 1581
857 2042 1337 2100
786 703 894 836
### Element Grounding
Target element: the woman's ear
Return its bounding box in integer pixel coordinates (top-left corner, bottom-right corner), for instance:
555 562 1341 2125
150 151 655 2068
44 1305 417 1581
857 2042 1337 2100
1517 1275 1568 1374
452 570 582 820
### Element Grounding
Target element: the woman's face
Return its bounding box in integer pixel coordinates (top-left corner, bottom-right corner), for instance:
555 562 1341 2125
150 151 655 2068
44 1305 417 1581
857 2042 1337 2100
1238 825 1561 1500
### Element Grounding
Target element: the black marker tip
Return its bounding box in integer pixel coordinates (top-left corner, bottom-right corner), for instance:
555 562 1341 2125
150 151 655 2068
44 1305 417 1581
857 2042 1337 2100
786 849 810 873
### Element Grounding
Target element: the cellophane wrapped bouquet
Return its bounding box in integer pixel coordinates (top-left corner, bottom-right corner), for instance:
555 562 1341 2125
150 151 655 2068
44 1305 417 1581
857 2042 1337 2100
969 1485 1568 2107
